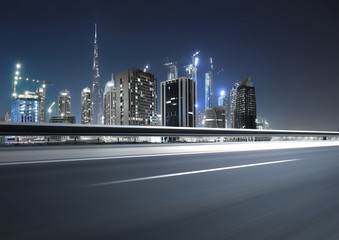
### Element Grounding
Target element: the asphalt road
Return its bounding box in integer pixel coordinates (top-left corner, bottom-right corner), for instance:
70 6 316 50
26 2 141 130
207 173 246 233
1 143 339 239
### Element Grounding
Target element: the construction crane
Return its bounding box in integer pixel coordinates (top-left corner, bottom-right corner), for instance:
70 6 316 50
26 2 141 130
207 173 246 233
183 51 200 81
48 101 56 121
12 60 54 98
164 56 177 67
192 51 200 66
209 57 224 75
143 65 149 72
215 68 224 75
184 51 200 68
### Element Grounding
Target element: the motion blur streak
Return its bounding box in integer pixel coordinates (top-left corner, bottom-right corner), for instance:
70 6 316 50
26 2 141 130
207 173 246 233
90 158 301 186
0 141 338 166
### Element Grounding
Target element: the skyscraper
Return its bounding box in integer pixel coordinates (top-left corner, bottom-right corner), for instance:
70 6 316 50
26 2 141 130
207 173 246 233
205 58 214 109
103 74 116 125
156 114 162 126
36 87 46 123
218 90 228 106
230 82 239 128
81 87 92 124
186 51 199 82
5 112 11 122
52 89 75 124
186 65 197 82
91 24 102 125
161 77 197 127
205 106 227 128
11 91 40 123
196 110 205 128
235 77 257 129
10 61 49 123
218 90 229 127
115 68 157 125
256 116 270 130
164 60 178 80
50 115 76 124
58 90 71 117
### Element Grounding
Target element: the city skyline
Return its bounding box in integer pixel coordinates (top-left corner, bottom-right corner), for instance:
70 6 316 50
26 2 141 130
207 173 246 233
1 0 339 130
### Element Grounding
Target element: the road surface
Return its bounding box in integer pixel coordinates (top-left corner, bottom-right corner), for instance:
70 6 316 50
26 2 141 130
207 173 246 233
1 142 339 239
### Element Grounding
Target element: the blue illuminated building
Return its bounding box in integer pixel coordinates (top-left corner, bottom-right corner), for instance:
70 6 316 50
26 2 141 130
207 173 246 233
11 94 39 123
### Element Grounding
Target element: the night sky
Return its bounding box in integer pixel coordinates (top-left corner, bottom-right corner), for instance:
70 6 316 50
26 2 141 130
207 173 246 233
1 0 339 130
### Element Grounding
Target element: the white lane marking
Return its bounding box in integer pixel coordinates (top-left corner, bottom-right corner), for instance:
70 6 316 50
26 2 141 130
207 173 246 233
89 158 302 186
0 150 255 166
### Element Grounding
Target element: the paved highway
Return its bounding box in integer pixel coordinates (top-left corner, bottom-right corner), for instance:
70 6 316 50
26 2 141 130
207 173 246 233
1 142 339 239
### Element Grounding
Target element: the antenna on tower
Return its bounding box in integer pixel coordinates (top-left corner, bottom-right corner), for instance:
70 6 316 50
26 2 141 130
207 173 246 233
18 52 21 65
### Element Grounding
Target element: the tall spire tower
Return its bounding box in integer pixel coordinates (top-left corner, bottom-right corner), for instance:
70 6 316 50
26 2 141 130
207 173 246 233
91 23 103 124
205 57 214 109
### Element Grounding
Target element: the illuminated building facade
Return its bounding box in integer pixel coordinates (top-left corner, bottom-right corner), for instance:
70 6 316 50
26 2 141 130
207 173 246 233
161 77 196 127
235 77 256 129
36 87 46 123
11 93 39 123
205 71 214 109
58 90 71 117
50 116 76 124
115 68 157 125
5 112 11 122
205 58 214 109
218 90 230 127
53 90 76 124
205 106 227 128
81 87 92 124
103 74 116 125
230 82 239 128
218 90 228 106
164 61 178 80
196 110 205 128
256 116 270 130
156 114 162 126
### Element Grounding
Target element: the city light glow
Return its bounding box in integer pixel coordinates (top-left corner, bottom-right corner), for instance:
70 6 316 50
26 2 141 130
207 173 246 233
194 57 199 66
